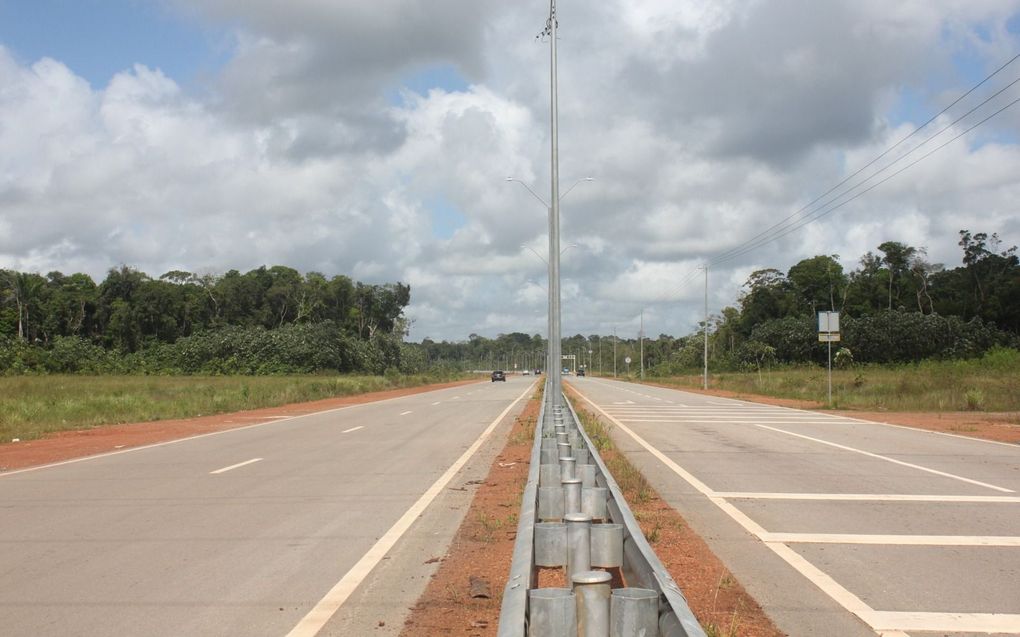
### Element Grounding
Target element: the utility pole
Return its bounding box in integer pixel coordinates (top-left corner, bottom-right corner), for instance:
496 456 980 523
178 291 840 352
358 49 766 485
703 264 709 390
639 309 645 379
613 328 617 377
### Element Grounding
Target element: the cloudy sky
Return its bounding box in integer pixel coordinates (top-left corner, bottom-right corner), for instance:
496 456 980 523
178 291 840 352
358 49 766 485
2 0 1019 342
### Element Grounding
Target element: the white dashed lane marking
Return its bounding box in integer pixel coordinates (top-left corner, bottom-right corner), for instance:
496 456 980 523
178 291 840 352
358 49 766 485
210 458 262 475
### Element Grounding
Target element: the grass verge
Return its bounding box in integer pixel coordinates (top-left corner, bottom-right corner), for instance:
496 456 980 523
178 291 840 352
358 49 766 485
646 348 1020 411
0 373 472 442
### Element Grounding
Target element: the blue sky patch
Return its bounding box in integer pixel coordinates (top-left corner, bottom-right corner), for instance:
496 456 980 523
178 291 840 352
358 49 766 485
0 0 229 87
386 63 469 105
427 196 467 239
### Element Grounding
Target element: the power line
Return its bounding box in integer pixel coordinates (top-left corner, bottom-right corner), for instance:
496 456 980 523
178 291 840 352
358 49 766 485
713 93 1020 265
710 54 1020 266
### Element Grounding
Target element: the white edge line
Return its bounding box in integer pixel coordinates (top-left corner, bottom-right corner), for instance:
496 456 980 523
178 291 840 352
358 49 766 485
756 424 1014 493
210 458 262 475
764 532 1020 546
0 382 484 479
284 379 537 637
341 426 364 434
713 492 1020 503
867 611 1020 633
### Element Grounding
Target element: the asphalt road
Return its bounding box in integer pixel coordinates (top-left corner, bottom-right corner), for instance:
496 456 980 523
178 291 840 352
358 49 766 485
0 376 536 637
568 376 1020 637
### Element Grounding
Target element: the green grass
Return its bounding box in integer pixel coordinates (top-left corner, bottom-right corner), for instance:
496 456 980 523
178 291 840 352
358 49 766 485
646 348 1020 412
0 373 471 442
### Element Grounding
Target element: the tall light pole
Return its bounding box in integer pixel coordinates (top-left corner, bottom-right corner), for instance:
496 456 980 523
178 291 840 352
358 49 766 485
547 0 563 406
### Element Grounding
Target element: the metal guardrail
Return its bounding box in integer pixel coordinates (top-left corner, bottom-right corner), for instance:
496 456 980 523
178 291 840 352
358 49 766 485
497 383 547 632
497 381 706 636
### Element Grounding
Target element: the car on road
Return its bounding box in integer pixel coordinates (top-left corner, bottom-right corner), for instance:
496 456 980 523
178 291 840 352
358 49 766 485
522 369 530 376
577 368 585 377
534 369 541 375
491 370 506 382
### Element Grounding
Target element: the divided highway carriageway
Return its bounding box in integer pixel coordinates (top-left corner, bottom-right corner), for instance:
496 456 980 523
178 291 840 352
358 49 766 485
0 377 536 636
568 376 1020 637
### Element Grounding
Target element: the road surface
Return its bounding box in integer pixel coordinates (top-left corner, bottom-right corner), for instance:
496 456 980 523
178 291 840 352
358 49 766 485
0 376 535 636
568 376 1020 637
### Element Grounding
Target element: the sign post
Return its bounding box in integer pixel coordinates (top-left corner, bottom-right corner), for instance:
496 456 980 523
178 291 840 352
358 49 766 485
818 312 840 406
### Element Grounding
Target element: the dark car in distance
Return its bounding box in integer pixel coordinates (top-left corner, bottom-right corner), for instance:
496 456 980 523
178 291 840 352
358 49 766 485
491 370 506 382
577 368 586 377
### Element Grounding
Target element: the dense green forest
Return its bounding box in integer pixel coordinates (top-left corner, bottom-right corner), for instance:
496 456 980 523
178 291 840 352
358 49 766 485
0 265 413 374
2 229 1017 376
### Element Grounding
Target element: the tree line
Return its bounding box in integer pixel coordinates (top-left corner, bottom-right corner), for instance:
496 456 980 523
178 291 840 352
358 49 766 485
654 229 1019 373
412 229 1019 374
0 266 412 375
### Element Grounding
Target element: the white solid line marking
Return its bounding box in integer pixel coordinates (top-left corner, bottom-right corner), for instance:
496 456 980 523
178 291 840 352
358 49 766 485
616 418 838 423
765 532 1020 546
432 401 441 406
714 492 1020 503
757 424 1014 493
865 611 1020 633
284 382 534 637
341 426 364 434
210 458 262 474
400 411 413 416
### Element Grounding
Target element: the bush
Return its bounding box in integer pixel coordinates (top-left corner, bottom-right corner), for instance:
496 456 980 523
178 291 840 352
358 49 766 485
737 312 1016 366
0 322 407 376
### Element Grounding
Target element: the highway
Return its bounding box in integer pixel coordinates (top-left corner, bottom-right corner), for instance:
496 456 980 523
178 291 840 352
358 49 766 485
0 376 536 637
568 376 1020 637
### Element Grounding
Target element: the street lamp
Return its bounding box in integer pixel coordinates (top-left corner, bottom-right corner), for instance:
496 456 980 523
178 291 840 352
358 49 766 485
521 243 579 265
507 174 593 406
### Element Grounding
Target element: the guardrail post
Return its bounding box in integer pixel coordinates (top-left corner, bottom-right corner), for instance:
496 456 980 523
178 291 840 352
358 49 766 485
562 477 583 515
559 456 576 481
564 512 592 578
572 570 612 637
610 588 659 637
529 588 576 636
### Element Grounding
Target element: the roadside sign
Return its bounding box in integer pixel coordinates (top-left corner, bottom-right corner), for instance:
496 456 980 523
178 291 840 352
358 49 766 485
624 357 632 364
817 311 841 408
818 311 840 333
